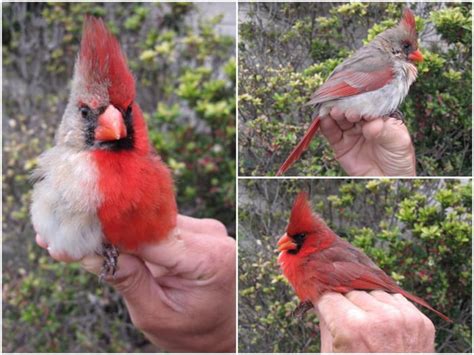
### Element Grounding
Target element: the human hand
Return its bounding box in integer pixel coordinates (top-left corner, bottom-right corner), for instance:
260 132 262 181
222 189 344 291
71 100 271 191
36 215 236 353
320 107 416 176
315 290 435 352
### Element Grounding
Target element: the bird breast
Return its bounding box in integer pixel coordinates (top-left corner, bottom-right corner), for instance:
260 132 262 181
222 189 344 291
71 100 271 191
319 61 417 118
31 147 104 259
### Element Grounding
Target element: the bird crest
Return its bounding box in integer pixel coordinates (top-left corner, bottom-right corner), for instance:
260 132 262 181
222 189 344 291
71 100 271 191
78 16 135 109
399 8 417 38
287 192 320 236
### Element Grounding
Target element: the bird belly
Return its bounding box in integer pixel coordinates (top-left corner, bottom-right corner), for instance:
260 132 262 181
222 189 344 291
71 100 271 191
31 148 104 259
93 151 177 251
319 64 414 118
279 253 324 302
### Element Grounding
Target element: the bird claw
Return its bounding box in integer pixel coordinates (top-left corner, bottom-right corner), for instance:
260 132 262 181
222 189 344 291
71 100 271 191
99 243 119 282
391 109 405 121
292 300 314 319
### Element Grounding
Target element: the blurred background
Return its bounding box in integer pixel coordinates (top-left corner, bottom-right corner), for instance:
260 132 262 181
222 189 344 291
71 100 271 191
238 2 472 176
238 179 472 352
2 2 235 352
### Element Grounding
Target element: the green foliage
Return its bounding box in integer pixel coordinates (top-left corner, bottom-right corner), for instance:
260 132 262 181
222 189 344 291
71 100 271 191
239 179 472 352
3 246 145 352
239 3 472 176
2 2 235 352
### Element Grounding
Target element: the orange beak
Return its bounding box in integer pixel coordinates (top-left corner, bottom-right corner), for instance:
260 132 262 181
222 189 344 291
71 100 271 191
95 105 127 142
408 49 423 63
277 234 296 252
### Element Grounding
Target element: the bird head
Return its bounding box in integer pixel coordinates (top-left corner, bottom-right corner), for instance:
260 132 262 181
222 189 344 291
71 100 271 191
56 16 145 152
277 192 336 257
379 8 423 64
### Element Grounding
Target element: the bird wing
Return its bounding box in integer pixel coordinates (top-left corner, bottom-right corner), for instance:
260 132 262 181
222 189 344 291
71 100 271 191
305 247 453 322
307 51 394 106
306 241 399 293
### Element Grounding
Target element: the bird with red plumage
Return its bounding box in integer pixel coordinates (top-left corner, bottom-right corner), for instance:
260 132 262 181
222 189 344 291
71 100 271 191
277 192 452 322
276 8 424 176
31 17 177 276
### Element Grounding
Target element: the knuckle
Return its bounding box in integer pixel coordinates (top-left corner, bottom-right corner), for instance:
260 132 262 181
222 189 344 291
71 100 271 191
423 317 435 335
403 309 423 325
378 307 404 326
345 309 367 330
110 265 146 298
203 218 228 236
214 237 235 264
333 326 360 352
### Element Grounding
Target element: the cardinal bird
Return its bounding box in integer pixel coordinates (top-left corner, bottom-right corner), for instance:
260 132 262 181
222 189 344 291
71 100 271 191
30 17 177 276
277 192 452 322
276 8 423 176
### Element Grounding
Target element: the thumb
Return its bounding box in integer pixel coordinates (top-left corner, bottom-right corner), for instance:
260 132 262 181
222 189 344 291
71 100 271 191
314 306 334 352
81 254 156 304
363 117 412 149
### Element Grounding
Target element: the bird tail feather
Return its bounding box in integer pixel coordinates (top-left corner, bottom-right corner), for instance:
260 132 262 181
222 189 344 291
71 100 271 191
398 288 452 323
276 117 321 176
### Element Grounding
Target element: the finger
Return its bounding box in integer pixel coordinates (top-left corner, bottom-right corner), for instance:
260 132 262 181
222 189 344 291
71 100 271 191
36 234 48 249
370 291 421 351
394 294 435 352
91 253 184 316
345 290 399 315
391 293 428 316
361 118 385 141
80 254 105 275
84 253 152 298
137 228 227 280
329 106 345 121
317 292 365 333
362 115 379 121
320 117 343 145
372 117 411 147
36 234 81 262
80 253 177 311
136 229 187 269
345 109 362 123
335 118 354 131
48 248 79 262
371 291 420 315
178 215 228 237
315 309 334 352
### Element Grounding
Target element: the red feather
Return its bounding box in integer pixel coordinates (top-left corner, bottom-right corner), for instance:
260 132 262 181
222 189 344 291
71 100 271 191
401 8 416 32
80 21 178 250
277 67 393 175
309 67 394 105
79 16 135 109
93 107 177 250
278 193 452 322
276 117 321 176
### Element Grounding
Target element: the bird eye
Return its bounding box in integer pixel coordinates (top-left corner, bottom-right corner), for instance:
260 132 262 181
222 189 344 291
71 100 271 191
79 106 91 119
402 42 412 53
292 233 306 243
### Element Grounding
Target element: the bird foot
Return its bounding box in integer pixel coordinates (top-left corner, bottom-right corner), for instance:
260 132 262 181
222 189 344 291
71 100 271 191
391 109 405 121
292 300 314 319
99 243 119 282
